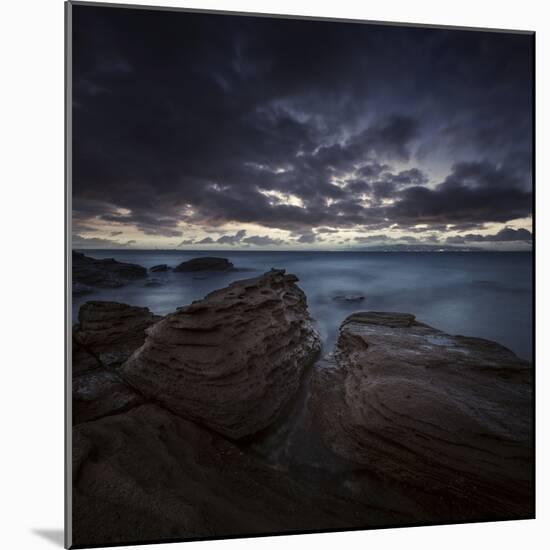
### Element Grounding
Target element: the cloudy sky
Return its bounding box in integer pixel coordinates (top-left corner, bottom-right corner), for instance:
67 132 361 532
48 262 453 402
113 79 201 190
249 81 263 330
72 5 533 250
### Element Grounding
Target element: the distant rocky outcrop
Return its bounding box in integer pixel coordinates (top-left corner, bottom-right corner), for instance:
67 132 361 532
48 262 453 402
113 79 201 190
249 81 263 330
73 251 147 289
74 301 161 368
122 269 321 439
174 257 233 272
311 311 533 519
150 264 170 272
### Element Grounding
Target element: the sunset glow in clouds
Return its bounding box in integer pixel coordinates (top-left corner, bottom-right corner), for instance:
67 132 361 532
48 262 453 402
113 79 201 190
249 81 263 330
72 7 533 250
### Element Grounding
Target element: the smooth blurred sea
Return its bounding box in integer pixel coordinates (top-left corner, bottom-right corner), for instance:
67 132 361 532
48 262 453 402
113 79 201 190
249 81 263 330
72 250 533 360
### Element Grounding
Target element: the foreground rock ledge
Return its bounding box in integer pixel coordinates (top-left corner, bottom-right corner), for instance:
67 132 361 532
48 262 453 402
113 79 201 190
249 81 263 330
122 269 321 439
74 301 161 369
72 301 160 424
311 311 533 519
72 404 408 547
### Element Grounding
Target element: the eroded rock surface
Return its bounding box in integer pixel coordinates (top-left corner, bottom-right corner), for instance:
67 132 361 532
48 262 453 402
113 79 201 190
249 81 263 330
72 301 159 424
74 301 161 368
72 404 406 547
73 251 147 288
122 270 321 439
73 370 144 424
312 312 533 519
174 257 233 272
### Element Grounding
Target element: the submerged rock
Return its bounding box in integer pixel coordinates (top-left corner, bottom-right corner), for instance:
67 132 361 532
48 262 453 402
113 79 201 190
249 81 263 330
174 256 233 272
150 264 170 272
72 282 94 296
73 251 147 288
332 294 365 303
311 311 533 519
144 278 164 287
74 301 161 368
122 270 321 439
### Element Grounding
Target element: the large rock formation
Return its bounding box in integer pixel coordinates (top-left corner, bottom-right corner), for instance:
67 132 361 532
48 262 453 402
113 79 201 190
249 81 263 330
72 404 406 547
311 312 533 520
174 257 233 272
73 251 147 289
122 270 321 439
74 301 161 368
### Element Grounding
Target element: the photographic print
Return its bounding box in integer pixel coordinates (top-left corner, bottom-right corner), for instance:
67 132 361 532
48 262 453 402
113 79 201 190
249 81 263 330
66 2 534 547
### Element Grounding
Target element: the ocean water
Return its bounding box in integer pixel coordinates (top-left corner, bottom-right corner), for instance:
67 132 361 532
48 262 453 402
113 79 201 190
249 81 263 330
72 250 533 360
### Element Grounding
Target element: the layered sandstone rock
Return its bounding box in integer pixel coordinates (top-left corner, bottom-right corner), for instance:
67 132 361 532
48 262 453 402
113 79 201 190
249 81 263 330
311 312 533 519
72 301 159 424
74 301 161 368
73 251 147 289
122 270 321 439
72 404 396 547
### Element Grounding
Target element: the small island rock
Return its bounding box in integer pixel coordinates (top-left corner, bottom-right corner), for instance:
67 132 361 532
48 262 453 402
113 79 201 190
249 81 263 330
174 257 233 272
150 264 170 272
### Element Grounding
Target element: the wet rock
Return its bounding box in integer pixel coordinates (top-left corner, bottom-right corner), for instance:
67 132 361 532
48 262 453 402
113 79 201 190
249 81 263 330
150 264 170 272
332 294 365 303
122 270 321 439
73 282 94 296
144 278 164 287
71 404 381 547
311 311 533 519
73 369 144 424
174 257 233 272
72 339 102 376
74 301 161 368
73 251 147 288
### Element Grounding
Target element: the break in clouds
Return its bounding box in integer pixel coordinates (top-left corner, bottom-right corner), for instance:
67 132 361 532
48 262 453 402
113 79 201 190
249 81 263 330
72 7 533 250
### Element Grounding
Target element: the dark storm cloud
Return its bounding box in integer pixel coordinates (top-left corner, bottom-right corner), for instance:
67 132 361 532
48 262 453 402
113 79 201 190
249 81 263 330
242 235 285 246
355 235 421 244
72 5 533 243
296 233 318 244
73 234 119 248
178 239 195 246
446 227 532 245
216 229 247 245
385 161 532 225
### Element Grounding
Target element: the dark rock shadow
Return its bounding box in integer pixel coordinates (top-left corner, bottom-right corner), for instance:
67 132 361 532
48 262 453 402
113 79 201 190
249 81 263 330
32 529 64 547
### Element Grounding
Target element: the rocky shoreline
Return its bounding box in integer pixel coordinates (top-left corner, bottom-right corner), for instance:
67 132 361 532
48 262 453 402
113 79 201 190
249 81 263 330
71 259 533 546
